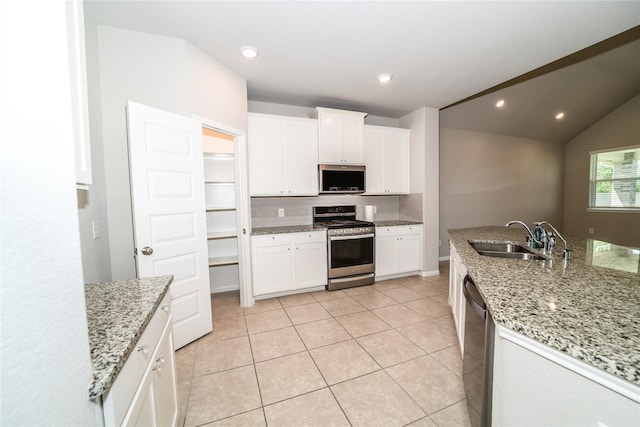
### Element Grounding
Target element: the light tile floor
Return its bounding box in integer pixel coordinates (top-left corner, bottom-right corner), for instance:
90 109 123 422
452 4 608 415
175 265 472 427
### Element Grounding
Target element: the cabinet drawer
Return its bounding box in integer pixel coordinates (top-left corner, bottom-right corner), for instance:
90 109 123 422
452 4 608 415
376 225 421 237
102 292 172 427
293 231 326 245
252 233 293 248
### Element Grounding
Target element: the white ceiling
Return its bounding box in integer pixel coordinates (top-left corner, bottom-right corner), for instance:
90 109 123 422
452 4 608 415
84 1 640 141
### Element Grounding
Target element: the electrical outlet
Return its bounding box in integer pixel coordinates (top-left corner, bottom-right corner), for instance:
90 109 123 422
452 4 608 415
278 208 285 217
588 228 594 234
439 239 442 247
92 220 101 239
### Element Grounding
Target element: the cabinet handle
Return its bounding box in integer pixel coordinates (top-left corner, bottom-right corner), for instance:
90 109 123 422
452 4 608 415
137 344 149 354
160 304 169 312
152 364 162 373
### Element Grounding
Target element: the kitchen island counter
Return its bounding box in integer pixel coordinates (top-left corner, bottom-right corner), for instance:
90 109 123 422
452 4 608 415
85 275 173 399
449 226 639 388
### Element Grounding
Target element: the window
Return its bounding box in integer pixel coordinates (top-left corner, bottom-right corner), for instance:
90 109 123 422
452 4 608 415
589 145 640 210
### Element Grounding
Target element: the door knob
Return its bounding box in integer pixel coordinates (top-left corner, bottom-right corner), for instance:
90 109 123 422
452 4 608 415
141 246 154 256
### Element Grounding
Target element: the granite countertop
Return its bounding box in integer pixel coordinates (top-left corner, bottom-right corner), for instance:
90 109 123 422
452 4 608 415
252 220 423 235
85 276 173 400
375 219 423 227
448 226 639 386
251 224 327 235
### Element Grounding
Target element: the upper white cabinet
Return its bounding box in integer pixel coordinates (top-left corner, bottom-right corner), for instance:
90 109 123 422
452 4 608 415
66 1 92 187
313 107 367 164
364 125 410 194
248 113 318 196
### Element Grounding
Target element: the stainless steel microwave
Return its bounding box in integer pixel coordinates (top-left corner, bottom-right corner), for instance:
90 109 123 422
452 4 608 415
319 164 366 194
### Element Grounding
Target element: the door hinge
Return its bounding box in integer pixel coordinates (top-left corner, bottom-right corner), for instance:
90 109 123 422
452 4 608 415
134 247 138 257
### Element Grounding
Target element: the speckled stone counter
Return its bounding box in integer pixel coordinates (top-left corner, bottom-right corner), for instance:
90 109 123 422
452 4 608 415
448 226 639 386
251 224 326 235
85 276 173 400
375 219 423 227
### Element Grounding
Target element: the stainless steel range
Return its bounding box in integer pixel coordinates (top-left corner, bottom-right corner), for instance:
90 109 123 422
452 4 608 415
313 205 375 291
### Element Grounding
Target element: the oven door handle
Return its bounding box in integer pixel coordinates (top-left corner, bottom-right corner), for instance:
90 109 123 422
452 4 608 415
329 233 375 241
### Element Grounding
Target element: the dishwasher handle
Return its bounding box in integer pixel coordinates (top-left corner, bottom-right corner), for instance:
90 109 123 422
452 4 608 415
463 275 486 319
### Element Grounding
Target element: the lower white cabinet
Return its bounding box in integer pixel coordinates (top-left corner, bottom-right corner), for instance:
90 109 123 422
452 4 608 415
102 293 177 427
493 327 640 426
449 241 467 354
375 225 422 278
252 231 327 296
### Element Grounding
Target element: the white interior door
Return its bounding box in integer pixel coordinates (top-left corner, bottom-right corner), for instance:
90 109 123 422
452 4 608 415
127 101 212 349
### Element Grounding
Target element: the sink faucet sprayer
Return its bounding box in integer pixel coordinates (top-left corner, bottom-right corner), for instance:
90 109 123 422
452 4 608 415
505 220 571 260
535 221 571 260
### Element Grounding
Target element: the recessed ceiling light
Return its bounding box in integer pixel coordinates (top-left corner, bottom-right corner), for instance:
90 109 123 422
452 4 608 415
496 99 505 108
555 112 565 120
377 73 393 83
241 46 259 59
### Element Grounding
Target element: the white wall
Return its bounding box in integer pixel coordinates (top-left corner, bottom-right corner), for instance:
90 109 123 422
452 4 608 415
400 107 440 274
93 25 248 280
563 94 640 247
77 11 112 283
1 1 98 423
439 128 565 258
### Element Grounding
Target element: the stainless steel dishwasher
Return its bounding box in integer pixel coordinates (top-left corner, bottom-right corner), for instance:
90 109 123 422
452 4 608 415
462 275 495 427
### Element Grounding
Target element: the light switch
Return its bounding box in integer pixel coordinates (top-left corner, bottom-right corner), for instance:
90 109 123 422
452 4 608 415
92 220 100 239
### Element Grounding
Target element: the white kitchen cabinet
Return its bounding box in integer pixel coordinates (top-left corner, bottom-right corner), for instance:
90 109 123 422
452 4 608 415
293 232 328 289
252 231 327 296
248 113 318 196
102 293 177 427
493 326 640 426
364 125 410 194
449 241 467 354
375 225 422 279
313 107 367 164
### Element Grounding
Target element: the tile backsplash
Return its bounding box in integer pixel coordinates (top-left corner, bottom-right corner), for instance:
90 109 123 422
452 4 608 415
251 194 423 228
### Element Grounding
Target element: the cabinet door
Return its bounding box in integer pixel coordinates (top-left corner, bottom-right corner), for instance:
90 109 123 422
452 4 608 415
397 232 421 273
252 235 294 295
375 234 397 277
363 126 385 194
318 113 344 164
383 129 410 194
248 115 286 195
342 115 365 164
152 325 178 427
293 232 327 288
294 242 327 288
285 119 318 195
124 373 156 427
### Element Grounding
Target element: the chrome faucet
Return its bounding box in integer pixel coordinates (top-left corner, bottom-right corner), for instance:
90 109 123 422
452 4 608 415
505 220 544 248
536 221 571 260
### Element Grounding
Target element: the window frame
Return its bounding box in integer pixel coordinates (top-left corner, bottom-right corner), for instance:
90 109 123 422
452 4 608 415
587 145 640 213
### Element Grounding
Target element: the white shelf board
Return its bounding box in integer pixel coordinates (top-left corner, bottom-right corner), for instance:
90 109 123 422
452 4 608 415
208 255 239 267
204 181 235 185
206 206 236 212
207 231 237 240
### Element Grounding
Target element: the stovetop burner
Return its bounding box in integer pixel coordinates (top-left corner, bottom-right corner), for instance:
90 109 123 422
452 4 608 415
312 205 375 230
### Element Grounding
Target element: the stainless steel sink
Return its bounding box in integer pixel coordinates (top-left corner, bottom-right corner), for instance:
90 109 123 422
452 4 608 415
469 241 547 260
469 242 531 253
